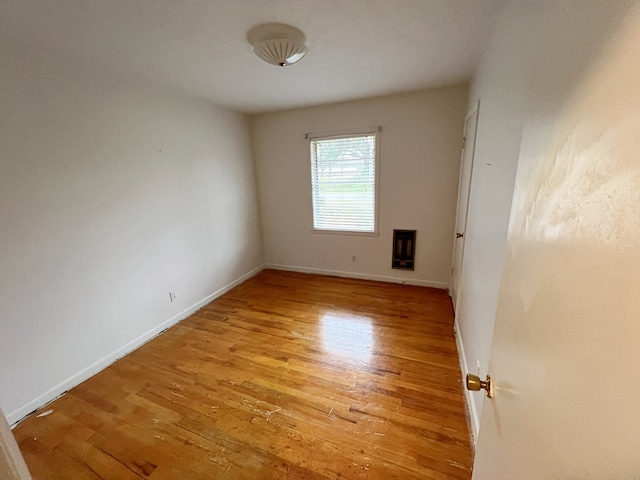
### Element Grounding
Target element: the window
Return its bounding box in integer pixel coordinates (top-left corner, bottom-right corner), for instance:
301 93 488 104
309 129 379 234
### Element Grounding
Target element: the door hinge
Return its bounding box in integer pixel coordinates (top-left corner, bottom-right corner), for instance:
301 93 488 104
462 136 466 148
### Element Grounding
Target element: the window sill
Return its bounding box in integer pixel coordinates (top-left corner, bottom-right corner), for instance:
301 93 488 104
310 229 379 237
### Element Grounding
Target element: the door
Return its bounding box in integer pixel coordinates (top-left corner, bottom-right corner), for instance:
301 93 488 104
450 102 479 310
471 6 640 479
0 407 31 479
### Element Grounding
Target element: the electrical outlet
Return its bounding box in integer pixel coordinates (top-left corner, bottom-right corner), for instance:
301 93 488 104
169 292 177 302
352 255 356 262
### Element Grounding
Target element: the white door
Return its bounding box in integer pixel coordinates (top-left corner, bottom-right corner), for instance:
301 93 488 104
450 103 479 310
0 408 31 479
471 7 640 479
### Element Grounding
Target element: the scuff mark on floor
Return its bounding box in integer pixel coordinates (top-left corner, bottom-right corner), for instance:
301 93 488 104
265 407 282 422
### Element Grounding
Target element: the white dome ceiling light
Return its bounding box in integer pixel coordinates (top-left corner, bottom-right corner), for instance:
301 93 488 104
247 23 308 67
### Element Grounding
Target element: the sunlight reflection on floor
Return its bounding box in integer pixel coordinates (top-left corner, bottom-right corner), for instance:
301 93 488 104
320 312 375 364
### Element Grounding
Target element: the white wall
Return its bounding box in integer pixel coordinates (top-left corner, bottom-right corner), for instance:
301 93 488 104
251 87 468 288
453 2 534 438
0 45 263 424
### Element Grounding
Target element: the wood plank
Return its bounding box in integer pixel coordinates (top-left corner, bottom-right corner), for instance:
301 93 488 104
13 270 473 479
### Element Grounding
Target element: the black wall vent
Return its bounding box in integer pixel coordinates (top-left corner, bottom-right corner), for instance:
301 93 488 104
392 229 416 270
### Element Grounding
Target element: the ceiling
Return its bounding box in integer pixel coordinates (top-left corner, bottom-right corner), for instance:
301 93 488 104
0 0 505 113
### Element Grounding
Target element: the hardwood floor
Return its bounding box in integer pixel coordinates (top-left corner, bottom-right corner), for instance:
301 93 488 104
13 270 473 479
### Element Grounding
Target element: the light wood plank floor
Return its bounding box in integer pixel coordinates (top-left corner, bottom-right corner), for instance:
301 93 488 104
13 270 473 479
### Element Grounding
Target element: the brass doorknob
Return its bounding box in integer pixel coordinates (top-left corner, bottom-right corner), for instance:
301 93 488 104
466 373 494 398
456 232 464 238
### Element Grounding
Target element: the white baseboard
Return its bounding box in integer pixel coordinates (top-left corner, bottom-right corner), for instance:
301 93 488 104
8 265 264 427
454 319 480 442
264 263 449 290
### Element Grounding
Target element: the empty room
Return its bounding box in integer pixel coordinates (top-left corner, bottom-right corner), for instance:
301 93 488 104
2 1 640 479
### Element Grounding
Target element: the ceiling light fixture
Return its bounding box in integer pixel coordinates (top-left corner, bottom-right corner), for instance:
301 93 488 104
247 23 308 67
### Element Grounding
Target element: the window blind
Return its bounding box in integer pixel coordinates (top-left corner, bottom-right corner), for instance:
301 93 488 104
310 134 377 232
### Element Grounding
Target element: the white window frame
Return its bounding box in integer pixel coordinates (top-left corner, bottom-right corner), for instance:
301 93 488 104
308 127 381 236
